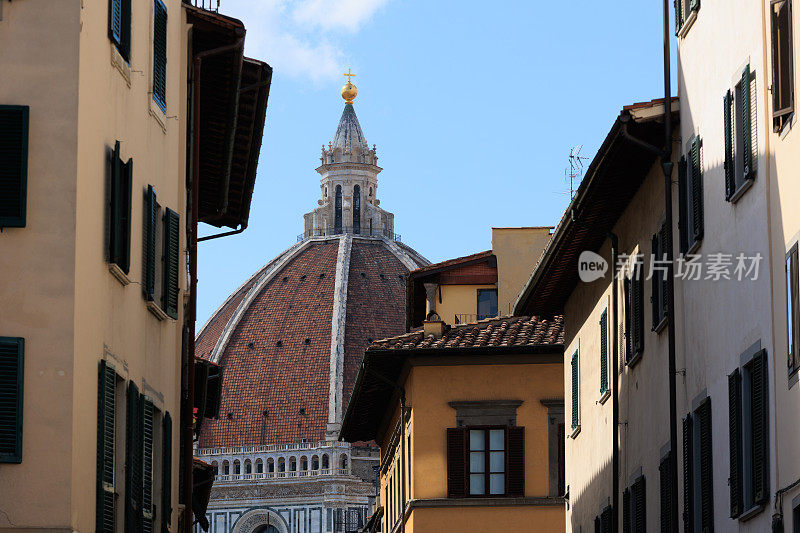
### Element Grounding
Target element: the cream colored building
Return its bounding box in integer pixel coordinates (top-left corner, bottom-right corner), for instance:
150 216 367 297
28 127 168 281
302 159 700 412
0 1 269 531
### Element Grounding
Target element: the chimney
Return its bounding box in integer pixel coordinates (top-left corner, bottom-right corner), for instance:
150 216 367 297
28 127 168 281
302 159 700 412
423 319 447 339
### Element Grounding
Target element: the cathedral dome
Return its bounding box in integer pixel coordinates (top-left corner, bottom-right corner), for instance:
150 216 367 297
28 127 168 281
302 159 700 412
196 234 428 447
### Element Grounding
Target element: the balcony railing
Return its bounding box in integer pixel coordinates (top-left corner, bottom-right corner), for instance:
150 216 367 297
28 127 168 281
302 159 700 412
297 226 401 243
214 467 351 483
196 440 348 456
183 0 219 11
454 313 498 325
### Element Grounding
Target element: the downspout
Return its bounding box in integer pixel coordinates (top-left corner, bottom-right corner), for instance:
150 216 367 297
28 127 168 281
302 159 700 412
183 37 244 533
609 233 620 533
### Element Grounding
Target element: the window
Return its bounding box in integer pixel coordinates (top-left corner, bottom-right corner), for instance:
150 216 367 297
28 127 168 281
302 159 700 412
787 245 799 376
0 106 29 228
771 0 795 131
353 184 361 234
623 475 646 533
152 0 167 112
161 412 172 533
445 426 524 498
682 398 714 531
724 65 757 200
341 455 348 470
245 460 252 474
109 141 133 275
124 382 144 531
96 360 117 531
651 222 669 331
334 185 342 234
595 505 612 533
311 456 319 470
729 349 770 518
162 208 180 319
222 461 229 475
477 289 498 320
256 459 263 474
267 459 274 473
108 0 132 61
322 454 329 469
600 309 609 395
234 460 241 475
675 0 700 35
300 457 307 471
143 186 158 302
0 337 24 464
290 457 296 472
678 137 704 253
659 452 674 533
624 263 645 365
571 350 580 431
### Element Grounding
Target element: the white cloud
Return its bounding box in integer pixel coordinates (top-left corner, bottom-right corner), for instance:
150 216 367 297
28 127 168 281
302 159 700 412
217 0 389 83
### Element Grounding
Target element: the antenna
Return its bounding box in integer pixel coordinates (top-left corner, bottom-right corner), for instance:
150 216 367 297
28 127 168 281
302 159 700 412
565 145 589 199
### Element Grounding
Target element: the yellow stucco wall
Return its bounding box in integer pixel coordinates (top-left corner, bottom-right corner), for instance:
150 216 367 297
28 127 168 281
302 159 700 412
492 227 552 316
379 361 565 532
437 284 497 324
0 1 188 530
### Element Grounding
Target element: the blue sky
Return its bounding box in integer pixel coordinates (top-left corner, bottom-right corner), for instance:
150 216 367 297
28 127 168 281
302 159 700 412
197 0 678 325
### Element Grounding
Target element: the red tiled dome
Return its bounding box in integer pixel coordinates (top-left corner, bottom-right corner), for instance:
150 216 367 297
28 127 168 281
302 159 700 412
196 235 427 447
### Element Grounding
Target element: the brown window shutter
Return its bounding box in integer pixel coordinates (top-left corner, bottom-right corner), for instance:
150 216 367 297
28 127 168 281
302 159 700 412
506 426 525 497
446 427 466 498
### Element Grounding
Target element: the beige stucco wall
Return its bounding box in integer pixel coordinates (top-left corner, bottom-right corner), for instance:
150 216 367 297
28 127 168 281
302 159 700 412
0 1 188 530
436 284 497 324
492 227 552 316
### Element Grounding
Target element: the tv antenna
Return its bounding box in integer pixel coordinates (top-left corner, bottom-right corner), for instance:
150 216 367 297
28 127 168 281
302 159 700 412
565 145 589 199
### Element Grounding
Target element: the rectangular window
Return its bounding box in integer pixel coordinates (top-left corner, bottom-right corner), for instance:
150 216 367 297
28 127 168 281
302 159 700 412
142 399 155 533
446 426 524 498
143 186 158 302
571 350 580 430
152 0 167 111
652 222 669 331
0 105 29 228
125 382 143 532
625 263 645 365
624 475 646 533
109 141 133 275
729 349 770 518
724 66 757 200
788 245 799 376
162 208 180 319
596 505 612 533
683 398 714 531
108 0 132 61
468 428 505 495
675 0 700 34
678 138 704 253
0 337 24 463
600 309 609 395
771 0 795 132
476 289 498 320
96 360 116 532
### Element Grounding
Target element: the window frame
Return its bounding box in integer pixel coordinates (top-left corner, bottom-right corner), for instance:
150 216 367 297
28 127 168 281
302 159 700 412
466 425 508 498
771 0 795 132
571 350 580 434
651 222 669 333
678 137 704 252
787 243 799 378
0 336 24 464
624 262 645 366
724 65 757 202
599 308 609 396
108 0 132 62
476 288 498 321
0 105 29 228
152 0 168 112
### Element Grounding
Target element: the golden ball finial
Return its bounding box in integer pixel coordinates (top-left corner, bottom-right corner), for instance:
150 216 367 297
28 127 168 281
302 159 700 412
341 68 357 104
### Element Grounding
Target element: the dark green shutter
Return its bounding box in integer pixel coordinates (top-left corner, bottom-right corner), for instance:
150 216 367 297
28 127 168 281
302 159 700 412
152 0 168 111
162 208 180 319
741 65 753 180
571 351 579 429
595 516 601 533
96 360 116 532
600 310 608 394
109 144 132 275
126 382 143 533
660 453 672 533
728 369 742 518
660 222 670 317
751 349 769 505
506 426 525 497
108 0 122 44
161 413 172 533
630 265 645 359
144 186 157 301
0 337 24 463
674 0 684 33
697 398 714 532
690 137 703 242
678 157 689 254
120 0 131 60
689 0 700 12
601 506 612 533
683 414 694 532
723 91 735 199
623 488 631 533
0 106 29 228
142 400 154 533
445 427 466 498
652 233 661 329
632 476 646 533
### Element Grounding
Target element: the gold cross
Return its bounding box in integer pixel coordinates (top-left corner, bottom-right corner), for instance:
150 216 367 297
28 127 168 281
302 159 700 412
343 68 356 83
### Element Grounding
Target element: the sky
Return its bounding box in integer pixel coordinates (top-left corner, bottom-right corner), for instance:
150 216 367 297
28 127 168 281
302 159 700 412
197 0 679 326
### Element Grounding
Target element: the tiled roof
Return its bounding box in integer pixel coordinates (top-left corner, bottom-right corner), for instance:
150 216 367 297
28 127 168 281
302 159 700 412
410 250 493 276
622 96 679 111
369 315 564 351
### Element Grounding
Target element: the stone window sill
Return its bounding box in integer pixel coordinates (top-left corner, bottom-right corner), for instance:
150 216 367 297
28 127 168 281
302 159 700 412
150 98 167 134
146 300 169 321
678 9 698 39
728 178 754 204
570 425 581 439
110 44 131 88
109 263 131 286
653 316 668 335
598 389 611 405
738 503 765 522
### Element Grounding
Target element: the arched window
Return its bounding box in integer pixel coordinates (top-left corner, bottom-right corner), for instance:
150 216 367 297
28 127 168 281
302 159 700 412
267 458 275 473
256 459 263 474
341 455 348 470
322 454 329 469
369 186 373 197
278 458 285 472
353 184 361 234
245 460 252 474
334 185 343 234
233 460 241 475
222 461 230 475
301 456 308 471
289 457 297 472
312 455 319 470
212 461 219 476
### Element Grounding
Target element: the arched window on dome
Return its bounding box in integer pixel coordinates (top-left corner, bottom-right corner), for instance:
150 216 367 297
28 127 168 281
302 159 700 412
322 454 329 470
222 461 229 475
340 454 348 470
244 459 252 474
278 457 285 473
256 458 263 474
267 458 275 473
312 455 319 470
353 185 361 234
334 185 343 234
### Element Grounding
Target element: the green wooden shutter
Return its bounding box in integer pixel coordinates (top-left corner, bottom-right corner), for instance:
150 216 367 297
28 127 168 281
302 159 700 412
126 382 143 533
0 106 29 228
750 349 769 505
162 208 180 319
674 0 684 33
120 0 131 60
595 516 601 533
600 310 608 394
690 137 703 242
651 233 661 329
161 413 172 533
96 360 116 532
723 91 735 199
152 0 168 111
108 0 122 45
697 398 713 531
445 428 466 498
506 426 524 497
660 453 672 533
741 65 753 180
683 414 694 532
0 337 24 463
689 0 700 12
623 488 631 533
728 369 742 518
659 222 670 317
142 400 154 533
601 506 612 533
571 351 579 429
632 476 646 533
109 145 132 275
678 157 688 254
144 186 157 301
631 266 645 358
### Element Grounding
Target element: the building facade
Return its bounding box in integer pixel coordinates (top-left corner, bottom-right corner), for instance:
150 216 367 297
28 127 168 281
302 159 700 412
0 1 269 531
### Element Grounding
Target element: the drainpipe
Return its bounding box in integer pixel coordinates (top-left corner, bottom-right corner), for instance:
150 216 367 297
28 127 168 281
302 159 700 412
609 233 620 533
183 37 244 533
